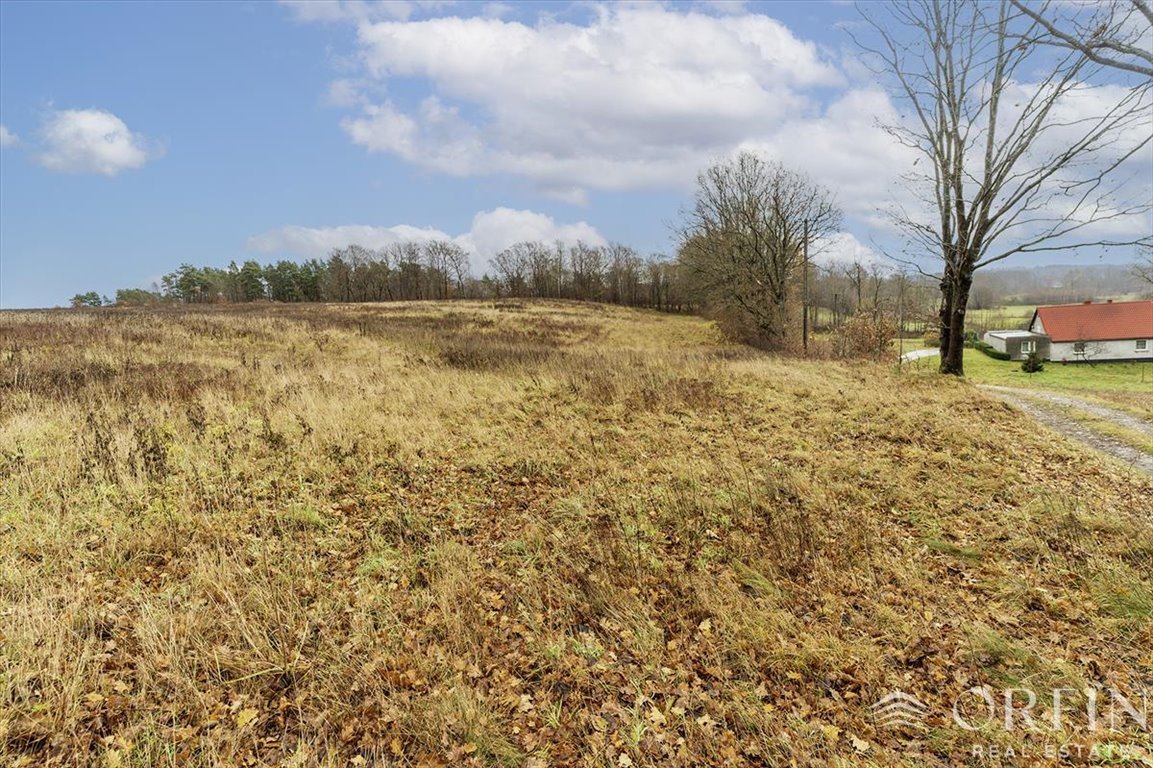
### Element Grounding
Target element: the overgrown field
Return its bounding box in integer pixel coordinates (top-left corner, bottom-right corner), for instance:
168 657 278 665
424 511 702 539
1 302 1151 767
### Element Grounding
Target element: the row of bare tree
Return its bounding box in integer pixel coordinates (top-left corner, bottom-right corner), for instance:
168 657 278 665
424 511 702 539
487 241 687 309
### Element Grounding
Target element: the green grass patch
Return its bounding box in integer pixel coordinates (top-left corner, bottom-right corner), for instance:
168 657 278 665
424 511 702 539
1091 569 1153 620
961 349 1153 394
967 304 1036 333
359 546 403 578
924 536 983 561
278 504 331 530
733 561 783 598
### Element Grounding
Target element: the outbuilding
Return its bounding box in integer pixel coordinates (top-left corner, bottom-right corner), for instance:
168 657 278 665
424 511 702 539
983 330 1050 361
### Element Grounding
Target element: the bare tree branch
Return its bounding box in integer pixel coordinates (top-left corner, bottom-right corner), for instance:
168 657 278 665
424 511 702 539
1010 0 1153 79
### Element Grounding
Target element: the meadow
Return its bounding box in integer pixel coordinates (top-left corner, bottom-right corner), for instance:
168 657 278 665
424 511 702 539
964 305 1036 335
1 301 1151 767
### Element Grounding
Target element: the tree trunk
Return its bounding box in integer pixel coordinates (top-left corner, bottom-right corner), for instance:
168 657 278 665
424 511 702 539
938 266 973 376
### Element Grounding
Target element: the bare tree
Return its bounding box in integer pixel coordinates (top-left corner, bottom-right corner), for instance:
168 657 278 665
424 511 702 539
491 243 531 298
530 242 564 298
605 243 643 305
843 261 866 314
424 240 470 299
443 242 472 296
1133 244 1153 291
678 152 841 347
569 242 606 301
857 0 1152 375
1010 0 1153 79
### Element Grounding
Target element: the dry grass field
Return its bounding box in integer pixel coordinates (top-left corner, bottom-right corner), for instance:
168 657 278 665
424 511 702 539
1 301 1151 767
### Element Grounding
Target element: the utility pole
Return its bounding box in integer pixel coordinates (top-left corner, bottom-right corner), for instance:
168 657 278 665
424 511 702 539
802 218 810 355
897 272 905 366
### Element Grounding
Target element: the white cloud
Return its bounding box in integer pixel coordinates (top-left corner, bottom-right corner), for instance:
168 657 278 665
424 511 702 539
693 1 749 15
247 207 606 270
813 231 884 267
325 79 365 108
0 125 17 148
247 223 453 257
332 5 843 198
457 207 606 256
480 2 512 19
292 1 1150 266
739 87 919 225
36 109 160 176
281 0 455 24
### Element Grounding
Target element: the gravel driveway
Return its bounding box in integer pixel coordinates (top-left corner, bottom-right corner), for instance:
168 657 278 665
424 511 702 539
980 385 1153 476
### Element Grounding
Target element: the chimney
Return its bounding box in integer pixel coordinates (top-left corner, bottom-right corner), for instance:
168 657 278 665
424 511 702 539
1107 299 1113 304
1083 300 1091 305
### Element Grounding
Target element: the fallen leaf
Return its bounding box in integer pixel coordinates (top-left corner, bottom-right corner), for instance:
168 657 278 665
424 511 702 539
236 708 258 730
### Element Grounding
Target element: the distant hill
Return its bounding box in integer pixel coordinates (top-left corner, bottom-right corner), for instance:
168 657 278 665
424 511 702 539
971 263 1145 308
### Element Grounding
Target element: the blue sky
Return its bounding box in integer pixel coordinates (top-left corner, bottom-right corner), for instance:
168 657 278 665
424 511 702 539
1 0 1148 308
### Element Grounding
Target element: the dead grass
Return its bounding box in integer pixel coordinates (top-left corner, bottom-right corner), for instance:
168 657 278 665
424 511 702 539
1 300 1151 767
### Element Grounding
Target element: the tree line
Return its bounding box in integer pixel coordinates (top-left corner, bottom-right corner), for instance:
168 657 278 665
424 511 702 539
78 240 693 311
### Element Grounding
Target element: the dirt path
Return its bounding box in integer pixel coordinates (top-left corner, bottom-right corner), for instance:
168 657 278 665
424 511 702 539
980 385 1153 476
900 348 939 363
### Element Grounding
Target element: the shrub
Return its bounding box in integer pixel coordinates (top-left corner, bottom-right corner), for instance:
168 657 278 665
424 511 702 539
837 311 899 360
973 340 1011 360
1021 352 1044 373
70 291 106 308
115 288 163 307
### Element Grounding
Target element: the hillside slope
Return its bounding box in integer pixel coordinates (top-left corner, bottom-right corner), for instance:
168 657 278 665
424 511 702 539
1 302 1150 767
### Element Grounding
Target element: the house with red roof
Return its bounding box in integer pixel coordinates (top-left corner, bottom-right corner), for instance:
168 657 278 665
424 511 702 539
1028 300 1153 362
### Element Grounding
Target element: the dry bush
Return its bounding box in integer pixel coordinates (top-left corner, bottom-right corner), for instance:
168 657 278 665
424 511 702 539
836 311 900 360
560 350 727 412
438 336 564 371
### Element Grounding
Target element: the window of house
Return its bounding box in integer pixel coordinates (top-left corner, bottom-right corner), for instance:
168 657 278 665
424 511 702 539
1074 342 1087 353
1138 339 1149 352
1020 340 1035 353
